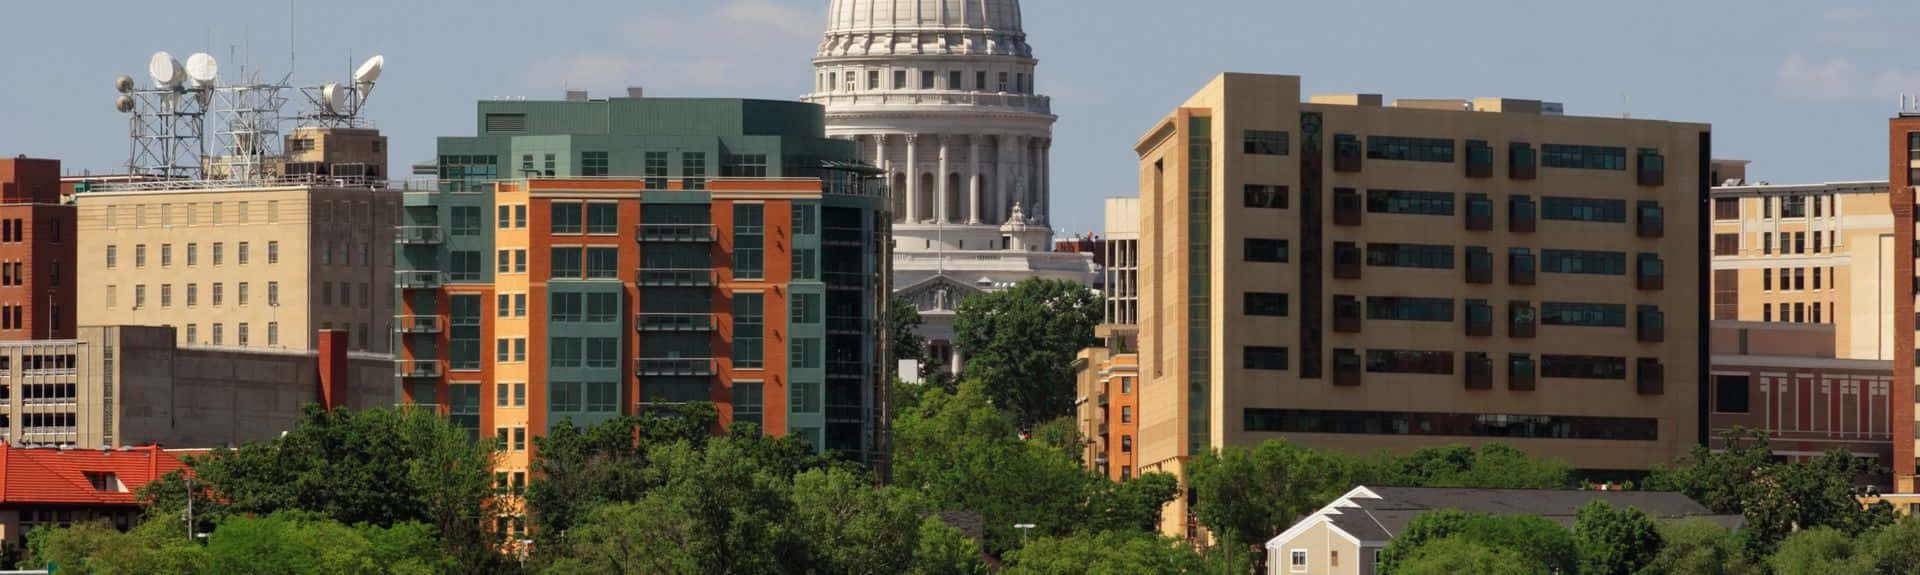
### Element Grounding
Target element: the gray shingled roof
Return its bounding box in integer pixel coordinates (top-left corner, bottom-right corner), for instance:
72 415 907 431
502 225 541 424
1328 486 1743 542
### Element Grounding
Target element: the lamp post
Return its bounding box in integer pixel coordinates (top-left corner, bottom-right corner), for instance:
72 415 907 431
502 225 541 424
1013 523 1036 547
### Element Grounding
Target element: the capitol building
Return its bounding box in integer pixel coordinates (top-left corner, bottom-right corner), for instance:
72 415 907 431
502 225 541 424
805 0 1097 374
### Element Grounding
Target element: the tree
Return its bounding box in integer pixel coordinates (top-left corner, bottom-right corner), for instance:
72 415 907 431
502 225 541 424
1379 510 1576 575
1379 444 1572 489
140 406 504 574
1000 530 1214 575
890 295 926 380
1859 516 1920 574
25 520 206 575
1574 500 1662 575
1187 438 1368 552
1642 519 1758 575
1393 536 1539 575
1766 527 1875 575
523 403 721 549
789 468 932 575
202 511 449 575
951 278 1100 427
1649 429 1893 555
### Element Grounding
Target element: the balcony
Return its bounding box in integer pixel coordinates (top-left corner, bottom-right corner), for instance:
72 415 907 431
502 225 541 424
822 226 866 246
396 359 444 380
636 223 715 243
637 268 716 287
636 313 717 332
396 271 444 290
1098 392 1109 406
395 226 444 245
635 357 716 377
396 315 444 334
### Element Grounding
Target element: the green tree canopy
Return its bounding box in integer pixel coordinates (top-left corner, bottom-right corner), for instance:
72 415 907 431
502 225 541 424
1649 428 1894 555
1573 500 1662 575
1766 527 1876 575
951 278 1100 427
1393 536 1539 575
1379 510 1576 575
1000 530 1217 575
1642 519 1759 575
523 403 722 547
25 512 446 575
890 295 927 379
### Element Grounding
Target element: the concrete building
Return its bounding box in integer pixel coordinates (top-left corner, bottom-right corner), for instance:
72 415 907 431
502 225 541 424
0 326 391 450
1133 73 1709 540
0 443 201 550
1075 197 1143 480
72 175 401 353
1263 486 1734 575
0 158 76 340
806 0 1096 376
403 96 890 522
1707 321 1892 462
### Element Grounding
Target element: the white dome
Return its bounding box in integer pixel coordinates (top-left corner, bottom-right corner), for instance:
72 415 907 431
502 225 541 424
827 0 1022 34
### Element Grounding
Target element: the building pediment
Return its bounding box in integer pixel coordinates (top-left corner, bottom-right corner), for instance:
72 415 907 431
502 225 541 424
896 274 989 312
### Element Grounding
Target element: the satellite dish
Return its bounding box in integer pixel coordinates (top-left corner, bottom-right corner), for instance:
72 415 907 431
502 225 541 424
353 55 384 105
148 51 184 89
114 75 135 93
115 95 135 113
185 53 218 88
320 82 344 114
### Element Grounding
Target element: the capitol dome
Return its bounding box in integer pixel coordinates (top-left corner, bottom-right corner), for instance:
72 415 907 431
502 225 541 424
822 0 1030 58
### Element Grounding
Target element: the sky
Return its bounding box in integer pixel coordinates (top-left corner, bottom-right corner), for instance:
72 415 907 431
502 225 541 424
3 1 1918 234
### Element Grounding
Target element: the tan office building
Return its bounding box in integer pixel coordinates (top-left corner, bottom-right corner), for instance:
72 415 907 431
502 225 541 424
1708 178 1894 357
73 180 400 352
1133 73 1708 540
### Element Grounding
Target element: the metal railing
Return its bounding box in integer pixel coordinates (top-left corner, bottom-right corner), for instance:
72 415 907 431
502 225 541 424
636 223 716 243
637 268 716 287
396 315 445 334
396 271 444 290
635 358 716 376
801 90 1053 115
395 226 444 244
396 359 444 379
636 313 717 332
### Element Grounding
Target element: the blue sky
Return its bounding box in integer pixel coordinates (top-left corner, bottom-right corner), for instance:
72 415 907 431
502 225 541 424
3 1 1915 233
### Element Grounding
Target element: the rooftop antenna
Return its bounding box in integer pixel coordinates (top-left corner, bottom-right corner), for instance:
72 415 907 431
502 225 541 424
1620 93 1631 119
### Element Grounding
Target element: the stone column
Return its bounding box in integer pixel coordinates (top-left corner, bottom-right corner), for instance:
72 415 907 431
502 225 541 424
1038 138 1051 224
905 134 919 223
937 135 951 223
998 134 1016 222
1027 138 1040 218
968 134 982 224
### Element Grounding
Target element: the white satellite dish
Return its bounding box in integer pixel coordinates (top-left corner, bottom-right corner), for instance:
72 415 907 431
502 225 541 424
185 53 218 88
148 51 184 89
352 55 384 105
320 82 344 114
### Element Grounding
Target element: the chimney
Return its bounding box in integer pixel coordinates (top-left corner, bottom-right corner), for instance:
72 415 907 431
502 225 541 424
626 86 645 99
317 330 349 410
565 89 589 102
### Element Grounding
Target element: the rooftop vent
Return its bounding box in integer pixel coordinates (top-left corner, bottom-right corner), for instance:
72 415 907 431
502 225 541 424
627 86 645 99
565 89 589 102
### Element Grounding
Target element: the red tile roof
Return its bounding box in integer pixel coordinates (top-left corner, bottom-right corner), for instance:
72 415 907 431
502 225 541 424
0 443 201 505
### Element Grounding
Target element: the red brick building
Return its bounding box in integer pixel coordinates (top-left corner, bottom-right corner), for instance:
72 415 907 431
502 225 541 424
0 443 198 548
0 158 75 340
1894 115 1920 492
1707 321 1892 463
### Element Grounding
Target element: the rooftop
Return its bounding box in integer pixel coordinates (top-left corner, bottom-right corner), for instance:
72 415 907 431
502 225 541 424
0 443 201 506
1272 486 1740 548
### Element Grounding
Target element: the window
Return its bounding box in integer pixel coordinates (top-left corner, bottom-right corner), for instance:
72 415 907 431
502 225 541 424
1333 188 1362 225
1244 346 1289 370
1244 238 1288 263
160 244 172 267
1781 196 1807 218
587 293 619 322
1121 406 1133 423
1291 550 1308 572
1366 136 1454 163
106 245 117 268
976 71 987 91
1540 144 1627 170
1541 302 1627 327
792 293 821 324
1366 190 1454 215
267 322 278 346
550 337 582 368
1509 301 1537 338
451 295 483 370
1714 197 1740 220
268 241 279 264
212 323 224 345
552 203 582 234
450 206 482 236
1712 375 1750 413
949 70 961 89
1243 130 1288 155
683 152 708 188
1333 134 1363 172
1636 148 1665 186
586 247 619 279
644 152 669 189
733 382 765 429
1245 292 1287 317
1541 196 1627 222
239 282 250 306
1366 243 1453 269
1466 247 1493 284
1713 233 1739 256
449 250 483 281
551 248 582 278
551 293 583 322
1365 350 1454 375
587 203 618 234
1465 299 1493 336
1466 193 1493 230
1509 195 1536 232
1541 355 1627 379
581 151 609 177
1778 233 1790 254
1794 231 1805 254
587 338 619 368
726 154 768 178
1243 185 1288 209
161 284 173 307
1509 142 1538 179
1465 140 1494 178
1366 297 1454 322
734 204 765 280
734 293 764 369
1542 250 1627 275
1814 267 1822 290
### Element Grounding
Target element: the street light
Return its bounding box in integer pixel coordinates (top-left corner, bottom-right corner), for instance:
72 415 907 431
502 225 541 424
1013 523 1036 547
